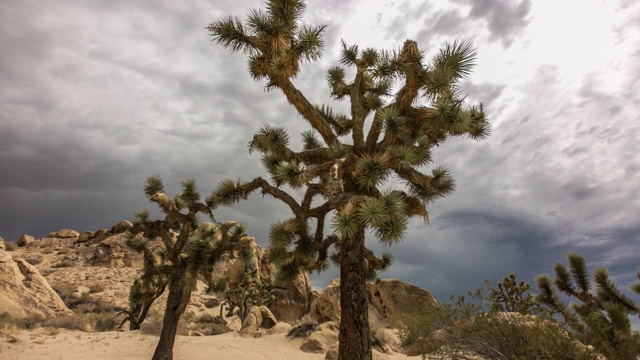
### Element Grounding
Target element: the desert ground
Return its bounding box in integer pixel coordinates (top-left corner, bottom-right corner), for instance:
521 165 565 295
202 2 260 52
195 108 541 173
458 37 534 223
0 329 410 360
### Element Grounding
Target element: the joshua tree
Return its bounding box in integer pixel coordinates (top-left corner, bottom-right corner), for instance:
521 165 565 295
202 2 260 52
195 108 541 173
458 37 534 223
207 1 489 358
536 252 640 359
124 176 250 360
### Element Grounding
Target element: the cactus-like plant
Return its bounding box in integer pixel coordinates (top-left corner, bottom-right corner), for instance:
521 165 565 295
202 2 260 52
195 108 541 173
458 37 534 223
536 252 640 359
120 176 251 360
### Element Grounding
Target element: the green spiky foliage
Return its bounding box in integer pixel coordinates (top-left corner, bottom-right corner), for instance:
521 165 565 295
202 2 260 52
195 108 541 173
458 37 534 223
536 253 640 360
487 273 546 315
221 268 276 323
207 2 489 359
122 176 250 360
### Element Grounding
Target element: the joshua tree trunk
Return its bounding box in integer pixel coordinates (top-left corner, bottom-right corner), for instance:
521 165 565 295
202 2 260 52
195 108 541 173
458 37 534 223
152 265 196 360
339 228 372 360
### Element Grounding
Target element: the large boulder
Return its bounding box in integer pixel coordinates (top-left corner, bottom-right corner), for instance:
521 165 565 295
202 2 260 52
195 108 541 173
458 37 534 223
368 279 438 329
270 269 312 324
47 229 80 239
17 234 35 247
309 279 341 323
300 321 339 354
238 306 278 337
0 249 73 318
110 220 133 234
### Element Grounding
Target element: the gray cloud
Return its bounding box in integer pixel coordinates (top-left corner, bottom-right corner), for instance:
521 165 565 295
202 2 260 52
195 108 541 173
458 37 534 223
1 0 639 307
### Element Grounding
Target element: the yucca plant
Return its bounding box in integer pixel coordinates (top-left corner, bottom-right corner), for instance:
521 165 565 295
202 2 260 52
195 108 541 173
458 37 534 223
123 176 251 360
207 1 489 359
536 252 640 359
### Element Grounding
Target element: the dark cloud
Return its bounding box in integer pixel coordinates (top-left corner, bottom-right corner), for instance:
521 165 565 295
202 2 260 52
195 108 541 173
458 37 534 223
1 0 639 310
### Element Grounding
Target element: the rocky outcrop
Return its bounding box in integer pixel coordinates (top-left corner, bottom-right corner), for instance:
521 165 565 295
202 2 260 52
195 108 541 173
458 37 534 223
0 248 72 318
368 279 438 329
309 279 341 323
27 238 75 249
46 229 79 239
270 269 312 324
0 236 5 250
17 234 35 247
110 220 133 234
300 321 339 354
238 306 278 337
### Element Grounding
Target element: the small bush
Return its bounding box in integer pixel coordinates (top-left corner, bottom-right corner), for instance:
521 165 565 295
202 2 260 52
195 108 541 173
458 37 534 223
141 316 189 336
189 314 231 336
88 283 106 293
40 248 54 254
52 259 74 268
23 255 44 265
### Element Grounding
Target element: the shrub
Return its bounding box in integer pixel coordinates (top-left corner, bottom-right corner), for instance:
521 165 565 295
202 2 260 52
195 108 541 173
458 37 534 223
401 286 599 359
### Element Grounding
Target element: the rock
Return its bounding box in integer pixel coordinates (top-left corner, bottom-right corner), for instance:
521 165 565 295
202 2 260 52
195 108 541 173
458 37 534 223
253 330 266 338
76 231 94 244
17 234 35 247
110 220 133 234
0 254 73 318
0 236 5 251
79 233 142 267
238 306 278 337
47 229 80 239
204 298 220 308
270 269 312 324
309 279 341 323
300 321 339 354
368 279 438 329
267 322 292 335
27 238 75 249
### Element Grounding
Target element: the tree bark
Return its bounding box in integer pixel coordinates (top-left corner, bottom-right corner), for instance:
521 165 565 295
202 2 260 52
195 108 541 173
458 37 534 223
338 228 372 360
151 266 196 360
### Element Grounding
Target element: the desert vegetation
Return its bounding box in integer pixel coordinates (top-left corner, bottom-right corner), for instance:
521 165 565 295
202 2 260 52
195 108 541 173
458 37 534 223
400 257 640 360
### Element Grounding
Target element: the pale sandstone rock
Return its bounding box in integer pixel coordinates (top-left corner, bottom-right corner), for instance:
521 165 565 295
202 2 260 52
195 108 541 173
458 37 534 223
47 229 80 239
0 252 73 318
270 269 312 324
300 321 339 354
309 279 341 323
368 279 438 329
17 234 35 247
239 305 278 337
267 322 292 335
110 220 133 234
0 236 5 251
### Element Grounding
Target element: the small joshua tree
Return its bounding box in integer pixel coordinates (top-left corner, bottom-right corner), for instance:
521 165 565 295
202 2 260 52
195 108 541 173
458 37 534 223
536 252 640 359
122 176 250 360
487 273 545 315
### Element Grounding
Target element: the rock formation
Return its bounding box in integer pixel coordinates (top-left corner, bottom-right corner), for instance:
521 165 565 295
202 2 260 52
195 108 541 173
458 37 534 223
0 246 72 318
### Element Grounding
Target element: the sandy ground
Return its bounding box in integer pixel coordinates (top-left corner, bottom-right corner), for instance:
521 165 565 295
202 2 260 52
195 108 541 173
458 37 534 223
0 329 412 360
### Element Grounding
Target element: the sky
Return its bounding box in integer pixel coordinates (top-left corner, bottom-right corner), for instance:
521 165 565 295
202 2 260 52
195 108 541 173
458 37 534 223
1 0 639 304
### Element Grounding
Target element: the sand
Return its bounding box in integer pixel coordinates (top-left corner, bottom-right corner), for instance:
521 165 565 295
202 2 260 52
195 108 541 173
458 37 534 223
0 329 411 360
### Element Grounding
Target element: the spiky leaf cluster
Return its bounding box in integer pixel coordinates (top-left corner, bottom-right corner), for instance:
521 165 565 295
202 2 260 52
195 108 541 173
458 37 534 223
535 253 640 360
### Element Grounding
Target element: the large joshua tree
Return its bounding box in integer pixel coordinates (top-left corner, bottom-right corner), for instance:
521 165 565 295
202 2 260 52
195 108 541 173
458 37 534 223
207 1 489 359
125 176 251 360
